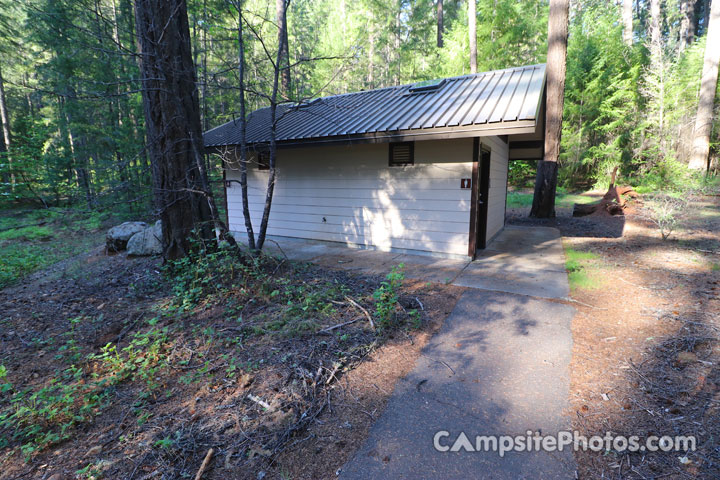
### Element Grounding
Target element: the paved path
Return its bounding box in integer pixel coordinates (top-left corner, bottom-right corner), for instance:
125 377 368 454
252 226 576 478
339 289 575 479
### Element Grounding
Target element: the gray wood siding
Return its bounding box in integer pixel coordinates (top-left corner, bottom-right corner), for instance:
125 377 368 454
481 136 509 243
224 136 508 256
226 139 474 255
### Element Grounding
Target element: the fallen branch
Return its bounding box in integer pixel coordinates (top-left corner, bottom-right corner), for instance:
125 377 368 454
317 318 358 335
563 297 609 310
247 393 273 411
325 362 342 385
194 448 214 480
345 296 375 330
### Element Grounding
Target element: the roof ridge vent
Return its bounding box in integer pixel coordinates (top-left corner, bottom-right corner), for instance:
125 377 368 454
408 78 446 94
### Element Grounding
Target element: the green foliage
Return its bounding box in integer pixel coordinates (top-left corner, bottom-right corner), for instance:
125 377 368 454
372 264 405 330
565 248 602 291
0 317 170 457
644 193 688 240
0 208 123 288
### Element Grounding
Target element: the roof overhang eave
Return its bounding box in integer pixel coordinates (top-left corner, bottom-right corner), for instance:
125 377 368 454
205 120 538 152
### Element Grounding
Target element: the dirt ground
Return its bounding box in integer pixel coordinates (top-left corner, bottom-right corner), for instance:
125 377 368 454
0 243 463 480
2 192 718 479
510 193 720 479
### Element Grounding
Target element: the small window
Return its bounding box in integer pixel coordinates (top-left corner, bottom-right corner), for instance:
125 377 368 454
389 142 414 166
256 152 270 170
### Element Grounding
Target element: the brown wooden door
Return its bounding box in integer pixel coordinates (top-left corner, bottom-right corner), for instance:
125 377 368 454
476 148 491 250
468 141 491 257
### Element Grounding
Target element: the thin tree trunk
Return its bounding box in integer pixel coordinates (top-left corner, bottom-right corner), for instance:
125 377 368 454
233 0 256 250
256 4 286 251
689 0 720 170
368 16 375 87
0 66 13 192
622 0 633 45
277 0 290 100
650 0 661 47
530 0 569 218
468 0 477 73
134 0 221 259
680 0 696 50
704 0 712 36
437 0 444 48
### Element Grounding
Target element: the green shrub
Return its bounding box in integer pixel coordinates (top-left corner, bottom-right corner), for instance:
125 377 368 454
0 226 54 242
373 264 405 330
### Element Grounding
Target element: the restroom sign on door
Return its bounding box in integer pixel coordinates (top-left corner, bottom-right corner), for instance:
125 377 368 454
460 178 471 189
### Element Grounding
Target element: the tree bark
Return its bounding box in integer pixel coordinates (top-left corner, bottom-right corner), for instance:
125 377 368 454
437 0 444 48
276 0 290 100
530 0 569 218
468 0 477 73
650 0 661 47
703 0 712 36
689 0 720 170
680 0 696 50
622 0 633 45
234 0 256 250
134 0 220 259
0 65 13 192
256 3 286 251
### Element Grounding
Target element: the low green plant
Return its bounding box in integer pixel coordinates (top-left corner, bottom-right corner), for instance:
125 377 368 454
0 318 170 457
373 264 405 330
0 226 54 242
644 193 688 240
565 248 602 291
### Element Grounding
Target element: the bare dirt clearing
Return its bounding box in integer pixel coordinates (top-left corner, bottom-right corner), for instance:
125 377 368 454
511 193 720 479
0 245 462 480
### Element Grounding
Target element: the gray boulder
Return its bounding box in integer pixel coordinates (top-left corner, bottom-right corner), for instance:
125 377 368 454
106 221 147 251
127 221 163 256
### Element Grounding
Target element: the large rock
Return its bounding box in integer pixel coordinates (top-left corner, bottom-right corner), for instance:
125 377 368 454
106 221 147 251
127 221 162 256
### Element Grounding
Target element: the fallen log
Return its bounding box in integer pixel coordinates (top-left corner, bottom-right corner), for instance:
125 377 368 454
573 182 639 217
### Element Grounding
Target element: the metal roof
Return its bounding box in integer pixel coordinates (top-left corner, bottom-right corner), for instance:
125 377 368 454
204 63 546 149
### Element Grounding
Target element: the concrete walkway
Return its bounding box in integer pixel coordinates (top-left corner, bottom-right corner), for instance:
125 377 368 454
260 226 569 299
259 226 576 478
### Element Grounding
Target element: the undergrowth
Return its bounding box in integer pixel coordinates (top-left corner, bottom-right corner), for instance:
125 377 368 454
565 248 603 291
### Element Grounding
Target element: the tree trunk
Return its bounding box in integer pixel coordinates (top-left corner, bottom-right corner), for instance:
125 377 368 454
703 0 712 36
437 0 444 48
530 0 569 218
277 0 290 100
0 66 13 192
680 0 696 50
468 0 477 73
650 0 661 47
256 4 286 251
233 0 256 250
134 0 221 259
689 0 720 170
622 0 633 45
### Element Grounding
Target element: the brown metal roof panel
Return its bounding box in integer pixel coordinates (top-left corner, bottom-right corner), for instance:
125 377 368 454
405 76 474 130
473 70 514 124
368 88 434 133
428 76 480 128
488 69 524 123
393 84 457 131
500 67 536 122
459 72 502 126
518 65 546 120
323 88 397 136
445 74 494 127
203 64 546 148
344 88 409 135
